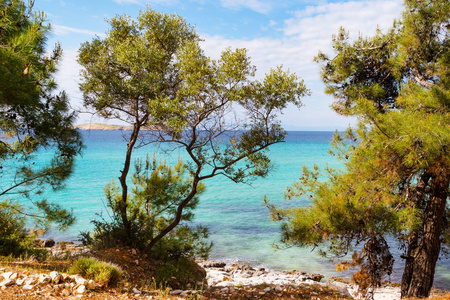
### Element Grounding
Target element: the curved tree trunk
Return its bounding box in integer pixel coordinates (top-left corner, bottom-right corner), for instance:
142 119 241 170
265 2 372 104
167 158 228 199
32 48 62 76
401 169 449 298
118 122 141 236
145 177 199 251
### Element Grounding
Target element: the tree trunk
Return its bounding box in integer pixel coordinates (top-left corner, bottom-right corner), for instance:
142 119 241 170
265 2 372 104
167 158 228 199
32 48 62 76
145 177 199 251
401 169 449 298
118 122 141 236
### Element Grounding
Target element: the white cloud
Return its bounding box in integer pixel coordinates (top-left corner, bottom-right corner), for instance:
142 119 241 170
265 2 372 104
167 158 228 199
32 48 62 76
220 0 272 14
284 0 403 38
199 0 403 129
57 0 404 129
52 25 103 37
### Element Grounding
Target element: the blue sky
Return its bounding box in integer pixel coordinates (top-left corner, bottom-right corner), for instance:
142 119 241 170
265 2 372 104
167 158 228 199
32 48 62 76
34 0 404 130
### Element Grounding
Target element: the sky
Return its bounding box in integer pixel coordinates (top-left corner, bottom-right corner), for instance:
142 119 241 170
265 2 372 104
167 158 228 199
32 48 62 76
34 0 405 130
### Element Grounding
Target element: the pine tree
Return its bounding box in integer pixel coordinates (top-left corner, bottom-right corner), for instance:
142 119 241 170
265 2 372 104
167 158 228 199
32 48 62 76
0 0 82 232
268 0 449 298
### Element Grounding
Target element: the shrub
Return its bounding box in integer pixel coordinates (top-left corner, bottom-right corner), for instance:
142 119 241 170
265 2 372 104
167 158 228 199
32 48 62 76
0 201 48 260
69 257 122 287
80 155 212 260
154 256 206 289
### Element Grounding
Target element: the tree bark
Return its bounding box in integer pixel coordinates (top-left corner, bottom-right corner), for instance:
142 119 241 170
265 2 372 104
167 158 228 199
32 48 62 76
118 122 141 235
146 177 199 251
401 168 449 298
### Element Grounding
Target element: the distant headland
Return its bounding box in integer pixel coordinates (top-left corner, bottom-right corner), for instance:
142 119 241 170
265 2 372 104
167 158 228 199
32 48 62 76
74 123 160 130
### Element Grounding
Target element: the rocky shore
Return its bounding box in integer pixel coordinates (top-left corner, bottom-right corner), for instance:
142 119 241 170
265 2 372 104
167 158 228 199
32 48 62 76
3 241 445 299
196 260 402 300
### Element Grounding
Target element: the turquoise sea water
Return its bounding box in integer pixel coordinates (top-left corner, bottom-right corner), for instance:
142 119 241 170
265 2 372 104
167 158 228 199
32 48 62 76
31 130 449 289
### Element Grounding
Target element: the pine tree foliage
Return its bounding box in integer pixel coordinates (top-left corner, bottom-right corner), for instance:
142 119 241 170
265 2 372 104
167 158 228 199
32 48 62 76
0 0 82 231
268 0 449 298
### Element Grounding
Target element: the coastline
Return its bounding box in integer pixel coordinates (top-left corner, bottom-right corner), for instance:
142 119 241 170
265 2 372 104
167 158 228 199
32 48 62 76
73 123 161 131
44 240 402 299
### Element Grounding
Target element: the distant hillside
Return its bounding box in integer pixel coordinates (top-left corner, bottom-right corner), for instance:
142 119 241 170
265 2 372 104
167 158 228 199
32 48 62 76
74 123 133 130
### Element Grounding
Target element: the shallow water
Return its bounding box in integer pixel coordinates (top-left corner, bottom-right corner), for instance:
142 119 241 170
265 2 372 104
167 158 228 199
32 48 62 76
18 130 450 289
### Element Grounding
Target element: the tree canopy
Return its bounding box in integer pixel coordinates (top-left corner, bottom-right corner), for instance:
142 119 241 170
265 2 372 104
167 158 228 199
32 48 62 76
0 0 82 231
78 7 309 252
269 0 449 298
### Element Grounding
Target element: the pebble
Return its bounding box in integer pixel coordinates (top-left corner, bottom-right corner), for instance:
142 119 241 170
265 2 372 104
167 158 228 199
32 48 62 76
76 284 86 294
0 279 15 287
170 289 183 295
74 275 88 285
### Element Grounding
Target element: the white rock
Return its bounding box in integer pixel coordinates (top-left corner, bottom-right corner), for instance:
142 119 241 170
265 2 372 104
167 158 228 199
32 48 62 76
264 287 271 292
38 274 51 284
180 290 191 297
215 281 234 287
16 278 25 286
22 284 35 290
373 286 401 300
25 277 38 286
131 248 137 255
170 289 183 295
62 288 71 296
326 279 352 298
74 275 88 285
0 279 15 287
9 273 18 280
135 260 139 265
76 284 86 294
50 271 62 284
132 287 141 294
1 272 13 280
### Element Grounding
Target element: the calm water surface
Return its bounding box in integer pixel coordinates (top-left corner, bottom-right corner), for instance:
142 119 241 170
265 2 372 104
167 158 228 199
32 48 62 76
31 130 449 289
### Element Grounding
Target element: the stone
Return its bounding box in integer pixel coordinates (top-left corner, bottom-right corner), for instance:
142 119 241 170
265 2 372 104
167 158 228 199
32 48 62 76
180 290 190 297
131 248 137 255
132 287 141 294
76 284 86 294
0 279 15 287
43 239 55 247
264 287 271 292
23 284 35 290
61 273 71 282
326 279 352 298
38 274 51 285
50 271 62 284
74 275 88 285
16 278 25 286
86 279 96 290
170 289 183 295
61 288 71 296
1 272 13 280
25 277 38 286
135 259 139 265
215 281 234 287
203 261 226 268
